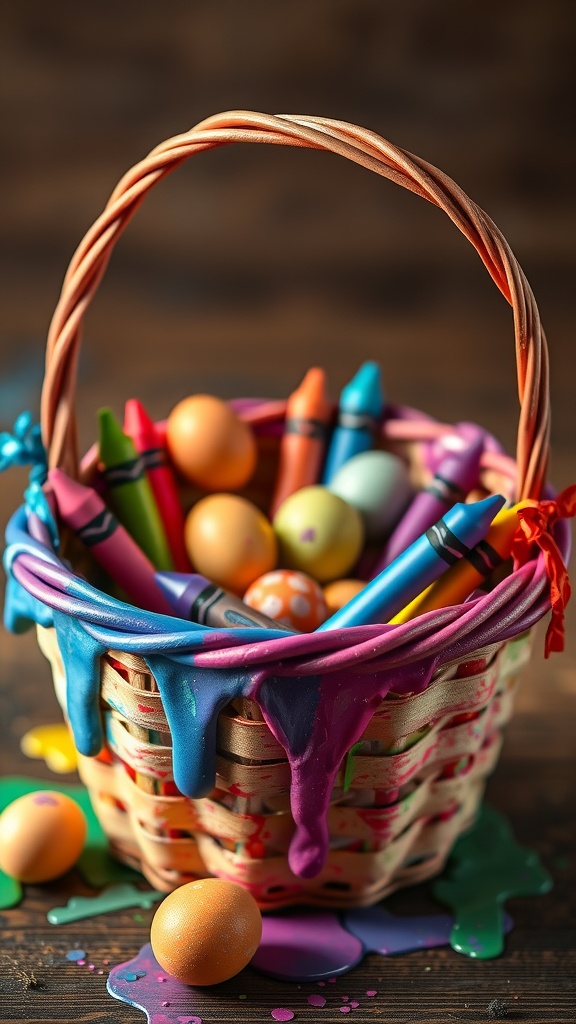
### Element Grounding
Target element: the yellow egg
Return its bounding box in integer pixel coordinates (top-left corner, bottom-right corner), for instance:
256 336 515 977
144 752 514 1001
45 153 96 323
185 493 277 594
0 791 86 883
166 394 257 491
273 485 364 583
150 878 262 986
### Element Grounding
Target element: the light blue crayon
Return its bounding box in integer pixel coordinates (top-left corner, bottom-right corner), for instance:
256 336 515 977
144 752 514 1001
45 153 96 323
322 361 384 484
316 493 505 631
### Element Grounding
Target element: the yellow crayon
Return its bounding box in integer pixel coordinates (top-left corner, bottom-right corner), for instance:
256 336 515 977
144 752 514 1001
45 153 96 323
390 500 537 624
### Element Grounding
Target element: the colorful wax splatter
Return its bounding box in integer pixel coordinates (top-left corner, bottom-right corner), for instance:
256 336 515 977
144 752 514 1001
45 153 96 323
48 883 164 925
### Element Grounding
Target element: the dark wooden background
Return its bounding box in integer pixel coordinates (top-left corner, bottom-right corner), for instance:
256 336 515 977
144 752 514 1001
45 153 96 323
1 3 575 1021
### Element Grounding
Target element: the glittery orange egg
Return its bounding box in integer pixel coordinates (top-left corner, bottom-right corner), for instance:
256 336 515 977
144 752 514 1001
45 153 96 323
166 395 257 491
184 494 277 594
0 791 87 883
150 878 262 986
244 570 328 631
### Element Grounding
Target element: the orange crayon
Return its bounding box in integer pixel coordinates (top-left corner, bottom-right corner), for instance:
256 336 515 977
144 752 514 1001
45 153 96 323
269 367 332 518
124 399 191 573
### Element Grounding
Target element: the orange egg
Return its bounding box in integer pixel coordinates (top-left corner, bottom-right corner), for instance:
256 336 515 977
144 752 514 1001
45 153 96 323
166 395 257 491
323 578 366 615
150 878 262 986
0 791 86 883
185 493 277 594
244 570 328 631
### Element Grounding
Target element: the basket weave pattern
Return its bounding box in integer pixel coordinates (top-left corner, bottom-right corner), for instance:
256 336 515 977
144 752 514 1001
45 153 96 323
4 111 567 909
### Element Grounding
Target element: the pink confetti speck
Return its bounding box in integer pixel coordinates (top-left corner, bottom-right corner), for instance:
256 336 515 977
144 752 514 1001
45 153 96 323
328 977 337 983
350 1001 359 1008
317 981 326 987
97 971 104 975
88 965 95 970
76 960 86 966
340 1008 351 1015
162 1002 169 1007
158 975 167 982
366 989 377 997
103 960 109 965
271 1011 295 1022
308 995 326 1007
342 996 349 1002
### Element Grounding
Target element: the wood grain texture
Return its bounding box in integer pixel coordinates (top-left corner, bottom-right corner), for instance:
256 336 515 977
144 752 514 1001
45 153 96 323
0 3 575 1021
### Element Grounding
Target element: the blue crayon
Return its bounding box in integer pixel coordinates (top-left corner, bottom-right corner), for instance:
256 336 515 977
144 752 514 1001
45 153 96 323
316 493 505 631
322 361 384 484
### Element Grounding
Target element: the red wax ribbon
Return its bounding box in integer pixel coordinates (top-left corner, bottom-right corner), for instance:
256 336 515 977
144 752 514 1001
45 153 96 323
513 485 576 656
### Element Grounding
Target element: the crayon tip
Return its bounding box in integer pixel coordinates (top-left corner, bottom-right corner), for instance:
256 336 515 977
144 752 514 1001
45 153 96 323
155 571 205 612
98 407 137 464
48 467 92 520
290 367 332 418
123 398 154 437
341 361 384 416
475 493 506 520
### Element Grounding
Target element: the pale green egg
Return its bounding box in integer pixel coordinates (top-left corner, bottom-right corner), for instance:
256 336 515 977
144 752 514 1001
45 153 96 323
328 450 413 541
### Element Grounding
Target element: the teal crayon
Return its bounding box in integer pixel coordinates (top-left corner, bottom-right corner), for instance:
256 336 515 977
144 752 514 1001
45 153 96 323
98 408 173 571
322 361 384 484
316 493 505 631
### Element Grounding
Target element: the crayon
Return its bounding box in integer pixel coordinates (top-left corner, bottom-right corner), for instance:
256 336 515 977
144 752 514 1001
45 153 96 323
98 408 173 571
48 468 174 616
156 571 296 632
316 493 505 631
269 368 332 518
124 398 190 573
372 435 485 573
390 500 536 624
322 361 384 485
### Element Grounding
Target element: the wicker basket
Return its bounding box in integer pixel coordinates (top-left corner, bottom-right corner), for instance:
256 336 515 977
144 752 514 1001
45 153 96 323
3 111 572 910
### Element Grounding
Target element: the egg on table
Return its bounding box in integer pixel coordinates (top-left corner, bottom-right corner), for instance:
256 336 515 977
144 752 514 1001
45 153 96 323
0 790 87 883
150 877 262 986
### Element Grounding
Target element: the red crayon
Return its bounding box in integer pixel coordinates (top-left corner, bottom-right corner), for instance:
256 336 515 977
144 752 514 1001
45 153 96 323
269 367 332 518
124 398 191 573
48 468 174 616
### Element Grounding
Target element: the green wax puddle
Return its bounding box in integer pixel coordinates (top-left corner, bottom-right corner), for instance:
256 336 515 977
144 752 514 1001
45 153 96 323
432 804 553 959
0 776 139 909
48 883 164 924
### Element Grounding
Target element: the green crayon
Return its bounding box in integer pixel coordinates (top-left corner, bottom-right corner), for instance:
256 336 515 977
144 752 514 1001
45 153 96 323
97 408 174 571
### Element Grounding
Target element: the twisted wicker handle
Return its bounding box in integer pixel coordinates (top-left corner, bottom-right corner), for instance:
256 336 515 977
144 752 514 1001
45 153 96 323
41 111 550 499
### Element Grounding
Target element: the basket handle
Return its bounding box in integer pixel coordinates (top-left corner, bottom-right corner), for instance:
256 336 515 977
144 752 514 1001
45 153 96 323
40 110 550 500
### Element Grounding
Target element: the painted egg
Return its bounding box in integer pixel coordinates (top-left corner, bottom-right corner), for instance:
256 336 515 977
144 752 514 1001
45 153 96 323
323 578 366 615
166 395 257 491
185 493 277 594
0 791 86 883
150 878 262 986
273 486 364 584
328 450 413 541
244 570 328 631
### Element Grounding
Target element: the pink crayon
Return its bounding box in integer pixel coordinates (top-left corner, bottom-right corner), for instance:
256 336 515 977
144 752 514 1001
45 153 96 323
48 468 173 615
371 435 485 576
124 399 190 573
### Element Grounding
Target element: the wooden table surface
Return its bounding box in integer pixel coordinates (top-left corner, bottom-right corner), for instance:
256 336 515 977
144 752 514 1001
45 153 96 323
1 5 575 1021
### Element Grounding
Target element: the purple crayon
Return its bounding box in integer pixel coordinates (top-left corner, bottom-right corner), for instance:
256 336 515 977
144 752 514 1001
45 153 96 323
48 468 173 616
371 435 485 576
156 571 295 631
